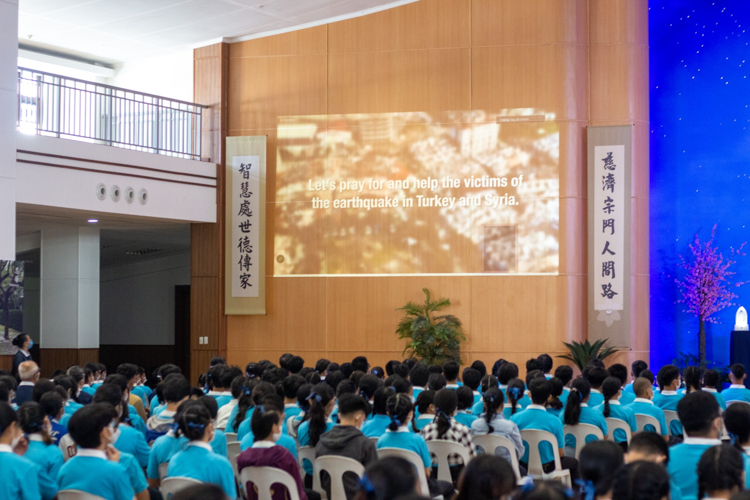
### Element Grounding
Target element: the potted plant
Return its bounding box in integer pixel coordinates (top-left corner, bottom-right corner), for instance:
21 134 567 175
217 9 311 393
558 339 619 370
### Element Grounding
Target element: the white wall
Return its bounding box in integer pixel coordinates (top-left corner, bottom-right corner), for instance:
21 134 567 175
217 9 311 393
0 0 18 260
106 51 194 103
100 252 190 345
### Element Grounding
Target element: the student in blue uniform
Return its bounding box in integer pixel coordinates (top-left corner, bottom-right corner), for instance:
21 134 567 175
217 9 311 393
680 366 703 397
560 377 608 453
594 376 637 449
624 361 648 395
39 392 68 445
239 395 297 458
722 364 750 404
538 354 554 380
585 367 608 407
413 390 437 430
608 364 636 405
472 375 500 416
725 403 750 456
236 382 281 441
215 366 242 409
363 387 399 438
497 363 519 395
225 378 255 433
198 396 228 457
297 383 336 481
653 365 685 436
146 400 198 488
697 444 745 500
546 378 565 417
625 378 668 437
443 361 463 389
0 402 41 500
455 386 478 428
93 383 150 468
623 430 683 500
470 387 525 466
510 377 580 481
578 440 624 500
166 402 237 499
462 368 482 406
146 374 191 444
58 403 134 500
17 402 63 500
702 369 727 410
504 378 528 419
554 365 574 406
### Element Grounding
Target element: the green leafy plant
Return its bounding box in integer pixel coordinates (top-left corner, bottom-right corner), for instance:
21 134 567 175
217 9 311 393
672 352 730 385
396 288 466 365
557 339 620 370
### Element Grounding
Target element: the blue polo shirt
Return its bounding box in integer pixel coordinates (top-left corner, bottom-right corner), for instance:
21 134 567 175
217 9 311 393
559 403 608 448
113 424 150 468
559 388 570 407
592 401 637 443
721 385 750 404
619 390 636 405
377 428 432 468
626 398 668 435
167 442 236 499
362 414 406 438
240 433 297 459
120 452 148 496
668 438 722 500
703 388 727 410
0 446 42 500
25 437 64 500
58 449 133 500
652 390 684 435
147 432 186 480
510 404 565 465
455 411 477 428
588 390 604 407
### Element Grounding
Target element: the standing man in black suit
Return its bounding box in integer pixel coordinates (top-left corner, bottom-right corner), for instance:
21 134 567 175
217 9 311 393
15 361 40 405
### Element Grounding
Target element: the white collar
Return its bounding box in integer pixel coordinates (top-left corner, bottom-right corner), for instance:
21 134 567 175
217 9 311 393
82 384 90 388
744 446 750 454
252 441 277 449
160 411 176 418
730 385 747 389
20 349 30 356
28 434 44 442
703 388 717 393
285 404 298 409
526 404 546 410
412 386 424 391
221 391 232 396
499 385 508 389
417 414 434 420
590 389 601 394
580 403 589 407
563 387 570 392
207 391 222 396
634 398 653 405
391 426 411 433
0 444 12 453
93 381 103 385
660 391 677 396
473 391 481 396
77 449 108 460
188 441 214 452
19 381 34 387
608 400 621 405
683 437 722 445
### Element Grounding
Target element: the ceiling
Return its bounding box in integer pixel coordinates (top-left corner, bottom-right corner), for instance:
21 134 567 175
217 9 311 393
18 0 417 64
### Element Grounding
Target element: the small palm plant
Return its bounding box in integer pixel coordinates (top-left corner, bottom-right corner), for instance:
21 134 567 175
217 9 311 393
396 288 466 365
557 339 619 370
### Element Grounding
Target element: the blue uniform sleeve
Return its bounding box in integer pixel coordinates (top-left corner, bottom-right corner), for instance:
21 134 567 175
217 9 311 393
131 429 151 467
147 442 161 479
48 448 64 483
212 430 228 457
416 436 431 468
626 410 638 432
218 459 238 499
657 410 668 436
552 420 565 450
280 435 298 459
122 454 148 494
237 418 251 442
112 463 136 500
35 463 58 500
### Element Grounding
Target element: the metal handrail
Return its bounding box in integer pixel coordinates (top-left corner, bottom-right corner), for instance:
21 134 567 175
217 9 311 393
16 67 207 160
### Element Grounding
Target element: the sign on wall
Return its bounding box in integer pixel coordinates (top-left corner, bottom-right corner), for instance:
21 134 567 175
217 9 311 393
225 136 267 315
587 126 632 348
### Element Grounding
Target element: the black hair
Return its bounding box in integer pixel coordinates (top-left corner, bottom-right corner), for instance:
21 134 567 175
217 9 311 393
339 363 354 378
325 370 346 392
359 374 383 400
350 371 366 388
393 364 410 379
402 359 417 371
471 360 487 378
385 360 400 377
492 359 507 378
282 374 306 400
586 367 608 389
17 402 53 444
410 365 431 388
640 369 655 385
506 378 525 415
304 382 335 446
703 369 720 388
233 378 258 430
428 365 443 375
482 387 504 433
372 387 394 415
39 392 63 420
288 356 305 374
210 356 226 367
454 454 516 500
338 393 370 418
116 363 138 382
678 391 721 436
554 365 574 386
731 363 746 380
67 366 84 383
170 483 226 500
480 374 498 393
316 359 332 374
297 383 313 413
629 431 669 465
462 368 481 391
526 358 543 373
697 444 745 500
68 403 115 449
198 395 219 419
245 363 257 379
433 389 457 438
547 377 564 410
391 376 412 395
725 403 750 447
219 366 243 389
351 356 369 374
516 481 572 500
632 360 648 378
53 375 76 398
250 395 283 441
0 385 8 404
386 393 413 431
0 375 17 392
528 377 551 405
371 367 384 379
497 362 519 385
162 375 191 403
656 365 680 391
526 369 544 387
93 384 125 422
279 354 293 371
456 386 475 411
601 376 622 418
32 379 56 402
262 367 288 385
608 364 628 386
564 378 591 426
356 456 419 500
230 376 246 399
427 373 446 391
580 440 624 498
414 390 435 415
612 461 669 500
11 334 29 347
176 403 211 441
337 379 358 398
683 366 702 393
537 354 554 373
305 371 321 385
443 362 460 382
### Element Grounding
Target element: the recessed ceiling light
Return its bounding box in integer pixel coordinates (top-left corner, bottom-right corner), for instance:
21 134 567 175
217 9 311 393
88 219 98 223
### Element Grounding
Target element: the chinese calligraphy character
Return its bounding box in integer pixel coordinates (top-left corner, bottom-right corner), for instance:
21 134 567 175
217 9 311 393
238 254 252 271
602 196 615 214
238 220 252 233
239 273 252 289
240 182 253 199
237 236 253 254
601 283 618 299
602 152 616 171
602 261 616 279
601 241 616 256
238 201 252 218
239 163 252 180
603 218 615 236
602 173 615 193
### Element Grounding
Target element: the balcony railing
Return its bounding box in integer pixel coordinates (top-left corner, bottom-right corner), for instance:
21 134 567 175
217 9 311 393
17 68 206 160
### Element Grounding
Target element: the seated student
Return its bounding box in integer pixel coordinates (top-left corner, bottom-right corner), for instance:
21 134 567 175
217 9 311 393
54 375 83 419
315 359 330 381
443 362 462 389
58 404 134 500
226 378 256 433
410 364 430 402
624 430 683 500
546 378 565 417
237 397 318 500
216 375 244 430
427 373 447 392
413 390 437 430
116 363 148 422
504 378 529 419
624 361 649 394
462 367 482 405
626 378 669 438
455 386 478 427
316 394 377 500
130 367 151 406
579 441 625 500
667 391 729 500
723 364 750 404
392 363 411 381
93 383 150 468
555 366 574 406
363 387 400 438
538 354 554 380
470 387 525 467
215 366 242 409
526 358 543 377
560 378 608 454
697 444 745 500
102 374 148 435
147 400 197 487
0 402 42 500
18 402 62 500
199 396 228 457
357 374 382 404
595 376 637 450
702 369 728 411
586 367 608 407
609 364 636 405
354 457 422 500
16 361 40 406
653 365 685 436
376 393 453 499
681 366 702 396
497 362 519 394
205 364 225 398
166 403 237 499
370 366 384 379
472 374 503 416
39 391 68 445
287 383 313 438
298 383 335 481
511 377 580 480
146 374 191 444
613 460 670 500
726 403 750 456
455 454 517 500
239 396 297 458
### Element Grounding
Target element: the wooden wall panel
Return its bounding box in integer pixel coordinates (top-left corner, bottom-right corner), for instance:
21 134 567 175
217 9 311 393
589 0 649 46
0 356 11 372
589 45 650 123
229 26 327 57
190 350 218 386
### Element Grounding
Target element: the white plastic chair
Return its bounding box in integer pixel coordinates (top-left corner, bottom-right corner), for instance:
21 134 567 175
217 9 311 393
314 455 365 500
240 466 301 500
287 415 299 438
425 439 472 483
158 463 169 481
562 424 604 459
297 446 316 478
228 441 241 479
634 414 662 434
663 410 681 436
520 429 572 486
376 448 432 497
605 418 632 445
473 434 522 481
58 491 106 500
226 432 238 441
160 477 203 499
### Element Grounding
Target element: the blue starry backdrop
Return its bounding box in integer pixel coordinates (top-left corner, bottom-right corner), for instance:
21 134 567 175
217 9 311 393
650 1 750 368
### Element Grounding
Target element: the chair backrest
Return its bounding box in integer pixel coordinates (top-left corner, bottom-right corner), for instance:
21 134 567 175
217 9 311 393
59 433 77 461
158 463 169 481
297 446 316 477
521 429 564 475
473 434 522 481
634 414 661 433
605 418 632 444
287 415 299 438
58 491 106 500
240 466 301 500
225 432 238 442
663 410 681 436
314 455 366 500
425 439 472 483
562 424 604 459
160 477 203 499
227 441 242 479
377 447 429 496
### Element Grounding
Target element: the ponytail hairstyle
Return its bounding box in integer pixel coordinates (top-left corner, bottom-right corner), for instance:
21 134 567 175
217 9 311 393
683 366 702 394
433 389 457 439
232 378 257 431
412 390 435 432
372 387 394 416
506 378 525 415
386 393 413 431
305 382 335 446
564 378 591 426
697 444 744 500
480 375 499 395
250 395 283 441
482 387 504 433
601 376 622 418
612 460 670 500
175 403 211 441
547 377 564 411
17 402 53 445
296 383 313 415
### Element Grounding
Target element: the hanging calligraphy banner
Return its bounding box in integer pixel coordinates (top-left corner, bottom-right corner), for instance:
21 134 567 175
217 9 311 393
225 136 267 315
587 126 632 349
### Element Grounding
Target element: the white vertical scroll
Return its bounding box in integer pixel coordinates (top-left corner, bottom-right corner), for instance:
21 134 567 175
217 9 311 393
231 155 260 297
